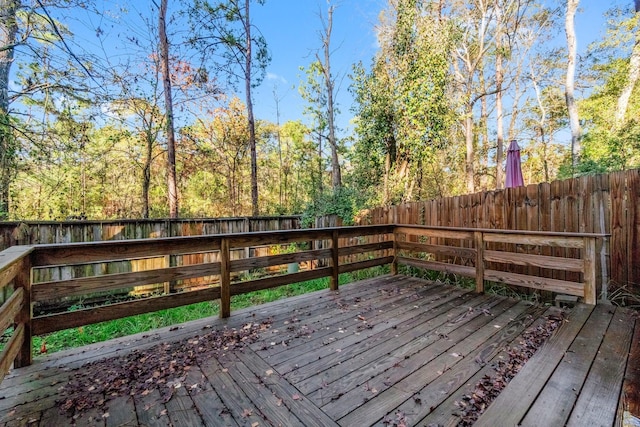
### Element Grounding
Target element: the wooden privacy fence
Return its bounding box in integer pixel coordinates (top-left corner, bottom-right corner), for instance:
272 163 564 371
357 169 640 294
0 224 604 381
0 216 301 250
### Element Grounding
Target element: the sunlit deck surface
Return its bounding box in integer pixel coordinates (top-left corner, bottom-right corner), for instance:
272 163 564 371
1 275 637 427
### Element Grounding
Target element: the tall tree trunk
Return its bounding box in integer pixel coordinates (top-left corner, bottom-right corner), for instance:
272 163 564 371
465 104 475 194
244 0 259 216
0 0 18 219
159 0 179 218
142 132 153 218
320 4 341 191
495 4 505 190
565 0 581 172
479 68 488 190
615 16 640 128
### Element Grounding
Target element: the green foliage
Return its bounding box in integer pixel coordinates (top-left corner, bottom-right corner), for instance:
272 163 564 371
300 187 361 227
349 0 457 205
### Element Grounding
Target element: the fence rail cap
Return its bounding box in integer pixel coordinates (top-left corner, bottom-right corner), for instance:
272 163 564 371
394 224 609 238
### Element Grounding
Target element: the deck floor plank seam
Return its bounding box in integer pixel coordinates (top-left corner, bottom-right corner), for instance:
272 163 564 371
274 286 472 377
320 296 519 420
337 299 532 426
473 302 595 427
520 303 615 426
416 305 560 426
297 293 494 396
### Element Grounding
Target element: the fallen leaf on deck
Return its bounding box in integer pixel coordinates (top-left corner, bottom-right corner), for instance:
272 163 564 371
292 394 302 400
265 369 274 376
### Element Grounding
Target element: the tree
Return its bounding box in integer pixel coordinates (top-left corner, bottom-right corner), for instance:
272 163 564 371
315 2 341 190
0 0 19 219
565 0 581 172
159 0 179 218
1 0 97 218
614 5 640 128
187 0 271 216
350 0 456 204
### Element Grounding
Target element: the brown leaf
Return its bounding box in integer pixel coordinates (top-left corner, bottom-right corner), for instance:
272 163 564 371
241 408 253 418
292 394 302 400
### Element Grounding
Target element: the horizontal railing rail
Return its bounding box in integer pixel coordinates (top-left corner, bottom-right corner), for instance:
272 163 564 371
394 225 605 305
0 224 605 379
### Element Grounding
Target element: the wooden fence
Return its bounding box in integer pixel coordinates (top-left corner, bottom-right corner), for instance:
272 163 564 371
355 169 640 296
0 216 301 250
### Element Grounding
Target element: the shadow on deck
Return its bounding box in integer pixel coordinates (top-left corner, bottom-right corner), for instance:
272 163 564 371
0 275 637 427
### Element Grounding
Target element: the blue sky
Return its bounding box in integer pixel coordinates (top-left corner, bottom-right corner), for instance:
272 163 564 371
249 0 382 133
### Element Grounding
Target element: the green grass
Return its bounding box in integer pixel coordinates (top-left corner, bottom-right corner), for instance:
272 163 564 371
32 268 388 358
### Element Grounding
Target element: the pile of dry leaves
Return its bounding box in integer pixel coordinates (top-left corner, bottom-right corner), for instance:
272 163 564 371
453 311 564 426
58 320 271 416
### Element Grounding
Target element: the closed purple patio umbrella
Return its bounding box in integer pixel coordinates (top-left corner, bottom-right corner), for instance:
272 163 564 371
504 139 524 188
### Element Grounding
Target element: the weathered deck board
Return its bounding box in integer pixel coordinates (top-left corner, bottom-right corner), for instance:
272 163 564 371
567 307 636 427
417 306 559 426
520 304 614 426
0 275 635 427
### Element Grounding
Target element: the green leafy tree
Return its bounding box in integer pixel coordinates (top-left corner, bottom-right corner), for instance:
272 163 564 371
350 0 456 205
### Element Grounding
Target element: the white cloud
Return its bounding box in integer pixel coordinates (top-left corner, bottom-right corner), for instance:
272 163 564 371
266 72 287 84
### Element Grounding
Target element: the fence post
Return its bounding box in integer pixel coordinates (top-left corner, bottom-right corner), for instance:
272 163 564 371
583 236 597 305
474 231 485 294
220 237 231 318
15 255 32 368
330 230 339 291
391 228 398 275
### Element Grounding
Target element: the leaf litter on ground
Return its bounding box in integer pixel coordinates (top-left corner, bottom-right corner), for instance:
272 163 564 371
453 309 565 426
57 320 272 419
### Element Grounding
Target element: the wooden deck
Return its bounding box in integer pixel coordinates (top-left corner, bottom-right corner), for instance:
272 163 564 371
0 275 636 427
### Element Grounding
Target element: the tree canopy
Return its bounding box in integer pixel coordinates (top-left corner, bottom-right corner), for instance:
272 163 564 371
1 0 638 222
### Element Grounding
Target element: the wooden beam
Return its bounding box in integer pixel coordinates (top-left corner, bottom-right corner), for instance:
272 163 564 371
14 254 31 368
0 324 23 384
230 268 331 296
32 262 222 302
330 230 339 291
583 236 597 304
484 269 584 297
337 241 394 257
483 250 584 272
32 287 222 335
483 233 585 248
0 288 23 334
475 231 485 294
220 238 231 318
395 226 474 240
338 256 394 275
31 237 222 266
229 249 332 272
0 247 33 290
396 241 476 259
397 257 475 278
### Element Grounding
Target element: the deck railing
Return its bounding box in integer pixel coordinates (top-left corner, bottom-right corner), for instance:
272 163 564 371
0 224 605 382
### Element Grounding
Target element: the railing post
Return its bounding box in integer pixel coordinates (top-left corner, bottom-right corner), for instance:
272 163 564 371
330 230 339 291
583 236 597 305
391 228 398 275
474 231 485 294
220 237 231 318
15 255 32 368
